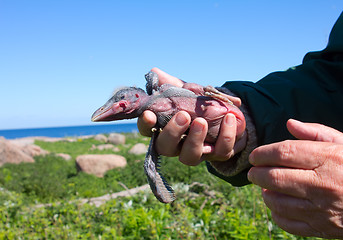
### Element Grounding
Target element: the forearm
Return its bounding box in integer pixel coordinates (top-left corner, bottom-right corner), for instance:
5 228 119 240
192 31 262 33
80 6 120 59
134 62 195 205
207 56 343 185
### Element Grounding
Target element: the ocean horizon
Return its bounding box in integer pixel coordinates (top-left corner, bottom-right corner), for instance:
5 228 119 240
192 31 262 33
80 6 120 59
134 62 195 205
0 123 138 140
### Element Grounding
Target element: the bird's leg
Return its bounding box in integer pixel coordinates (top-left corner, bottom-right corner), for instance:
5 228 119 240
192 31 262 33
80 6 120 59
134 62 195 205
145 71 160 95
144 132 176 203
203 86 234 105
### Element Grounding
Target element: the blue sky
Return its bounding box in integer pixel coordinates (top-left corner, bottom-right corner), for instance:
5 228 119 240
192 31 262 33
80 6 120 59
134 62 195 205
0 1 342 130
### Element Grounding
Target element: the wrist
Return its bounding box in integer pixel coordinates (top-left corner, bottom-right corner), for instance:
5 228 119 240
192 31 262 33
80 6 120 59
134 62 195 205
207 91 257 176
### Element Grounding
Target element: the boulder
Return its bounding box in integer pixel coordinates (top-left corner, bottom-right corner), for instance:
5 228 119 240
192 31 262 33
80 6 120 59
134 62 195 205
76 154 127 177
9 136 62 145
128 143 148 155
94 134 108 142
56 153 72 161
21 144 49 157
90 144 120 152
108 133 125 145
0 137 35 166
9 138 49 157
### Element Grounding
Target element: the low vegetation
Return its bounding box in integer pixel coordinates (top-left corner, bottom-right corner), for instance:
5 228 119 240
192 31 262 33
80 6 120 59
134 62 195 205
0 134 318 239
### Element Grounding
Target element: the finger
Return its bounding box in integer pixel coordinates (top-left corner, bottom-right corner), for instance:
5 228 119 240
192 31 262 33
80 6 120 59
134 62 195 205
271 211 322 238
214 113 236 159
248 166 315 198
179 118 208 166
261 189 336 237
155 111 191 157
261 189 314 222
202 129 247 161
233 132 248 153
287 119 343 144
137 110 157 137
151 67 184 87
204 113 236 161
249 140 328 169
226 95 242 107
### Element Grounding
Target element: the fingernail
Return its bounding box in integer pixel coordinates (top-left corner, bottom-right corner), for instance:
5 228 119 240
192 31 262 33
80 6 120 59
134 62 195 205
192 119 204 133
202 145 214 154
225 113 235 127
203 143 214 154
175 112 188 126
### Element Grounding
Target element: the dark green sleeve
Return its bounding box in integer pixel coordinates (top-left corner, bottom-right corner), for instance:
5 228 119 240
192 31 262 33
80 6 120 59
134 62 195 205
208 12 343 186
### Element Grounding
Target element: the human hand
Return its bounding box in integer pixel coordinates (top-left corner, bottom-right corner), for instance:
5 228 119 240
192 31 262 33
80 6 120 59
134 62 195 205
137 67 245 166
248 119 343 238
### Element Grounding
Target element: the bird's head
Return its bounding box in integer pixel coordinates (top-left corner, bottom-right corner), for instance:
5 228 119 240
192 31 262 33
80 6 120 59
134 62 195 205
91 87 148 122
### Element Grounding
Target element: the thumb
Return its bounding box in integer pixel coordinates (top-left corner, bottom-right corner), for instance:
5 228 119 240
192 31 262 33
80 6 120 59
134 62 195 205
287 119 343 144
151 67 184 87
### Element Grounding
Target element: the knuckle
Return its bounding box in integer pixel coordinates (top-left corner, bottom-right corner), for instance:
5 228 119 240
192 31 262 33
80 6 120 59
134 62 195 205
213 149 234 161
138 128 152 137
157 148 179 157
268 168 285 188
156 139 180 157
221 134 235 144
277 140 296 162
325 145 343 165
158 146 179 157
179 155 201 166
179 145 203 166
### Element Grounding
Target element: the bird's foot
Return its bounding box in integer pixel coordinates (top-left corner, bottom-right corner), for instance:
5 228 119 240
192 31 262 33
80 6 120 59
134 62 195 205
145 71 160 95
151 127 163 133
204 86 234 105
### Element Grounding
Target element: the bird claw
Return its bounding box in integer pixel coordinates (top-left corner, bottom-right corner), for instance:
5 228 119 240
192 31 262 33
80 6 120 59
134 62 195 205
180 134 187 140
204 86 234 105
151 127 163 133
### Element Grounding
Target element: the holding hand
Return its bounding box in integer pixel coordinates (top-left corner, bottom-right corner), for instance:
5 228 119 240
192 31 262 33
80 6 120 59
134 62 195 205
137 67 246 166
248 119 343 238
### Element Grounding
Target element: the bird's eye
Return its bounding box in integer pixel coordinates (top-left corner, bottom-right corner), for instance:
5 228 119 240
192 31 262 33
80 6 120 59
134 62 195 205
120 95 125 100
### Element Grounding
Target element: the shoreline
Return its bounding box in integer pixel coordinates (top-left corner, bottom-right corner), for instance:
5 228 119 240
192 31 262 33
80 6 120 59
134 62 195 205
6 135 94 147
0 123 138 140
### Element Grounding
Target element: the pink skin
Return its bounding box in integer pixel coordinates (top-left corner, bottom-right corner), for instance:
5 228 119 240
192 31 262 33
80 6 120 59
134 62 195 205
180 82 246 139
137 67 247 165
248 119 343 238
146 84 245 143
92 101 130 121
92 91 148 121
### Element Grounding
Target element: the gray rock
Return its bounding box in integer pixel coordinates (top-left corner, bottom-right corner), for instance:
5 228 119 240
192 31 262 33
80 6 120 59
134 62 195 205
128 143 148 155
56 153 72 161
94 134 108 142
76 154 127 177
0 137 35 166
90 144 119 152
21 144 49 157
108 133 125 145
9 136 62 145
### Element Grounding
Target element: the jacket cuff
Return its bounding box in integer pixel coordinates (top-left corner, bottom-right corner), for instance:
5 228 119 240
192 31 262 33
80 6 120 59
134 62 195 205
207 88 257 177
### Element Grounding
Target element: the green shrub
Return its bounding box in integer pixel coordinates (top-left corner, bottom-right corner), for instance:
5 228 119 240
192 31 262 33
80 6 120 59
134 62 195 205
0 186 312 239
0 134 319 239
0 155 75 202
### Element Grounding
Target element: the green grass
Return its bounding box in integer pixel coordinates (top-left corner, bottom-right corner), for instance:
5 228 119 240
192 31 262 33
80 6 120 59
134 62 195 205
0 134 320 239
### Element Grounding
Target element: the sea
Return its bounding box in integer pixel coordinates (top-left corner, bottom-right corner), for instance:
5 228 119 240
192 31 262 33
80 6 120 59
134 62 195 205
0 123 138 140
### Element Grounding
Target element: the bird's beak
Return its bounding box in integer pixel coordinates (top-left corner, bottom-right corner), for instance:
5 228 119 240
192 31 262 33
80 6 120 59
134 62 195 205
91 101 127 122
91 105 114 122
